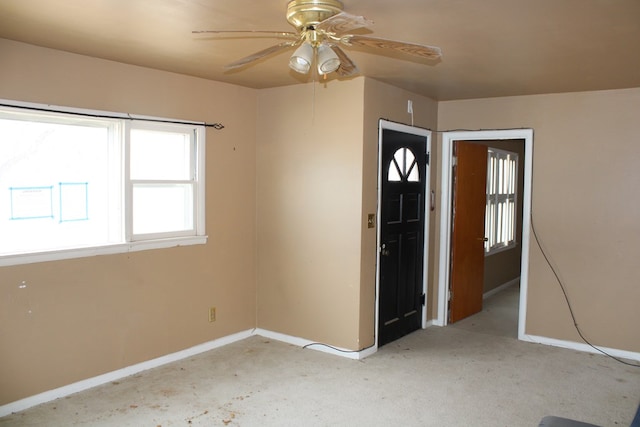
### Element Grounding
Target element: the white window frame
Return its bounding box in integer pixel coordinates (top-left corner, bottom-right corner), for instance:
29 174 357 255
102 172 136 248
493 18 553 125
485 147 518 255
0 100 207 267
125 121 205 242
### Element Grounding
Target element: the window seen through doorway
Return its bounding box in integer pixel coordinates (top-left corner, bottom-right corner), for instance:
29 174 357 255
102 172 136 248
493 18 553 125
485 148 518 254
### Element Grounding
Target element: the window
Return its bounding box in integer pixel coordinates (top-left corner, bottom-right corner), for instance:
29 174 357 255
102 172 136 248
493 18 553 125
388 147 420 182
0 102 206 265
485 148 517 254
129 125 198 238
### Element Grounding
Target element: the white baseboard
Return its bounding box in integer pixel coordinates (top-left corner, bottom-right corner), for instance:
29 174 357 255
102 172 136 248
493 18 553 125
432 318 446 327
254 328 376 360
0 328 379 417
0 329 254 417
483 277 520 299
521 334 640 363
16 323 635 419
5 320 640 417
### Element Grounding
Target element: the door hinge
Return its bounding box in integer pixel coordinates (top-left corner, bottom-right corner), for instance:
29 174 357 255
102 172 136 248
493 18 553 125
420 293 426 305
448 289 453 301
452 155 457 167
425 152 430 165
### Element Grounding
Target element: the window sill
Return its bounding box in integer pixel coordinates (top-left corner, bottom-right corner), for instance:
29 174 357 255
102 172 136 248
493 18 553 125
485 242 518 257
0 235 208 267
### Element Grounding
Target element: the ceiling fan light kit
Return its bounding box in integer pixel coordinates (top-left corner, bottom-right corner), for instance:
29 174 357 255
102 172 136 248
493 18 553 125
289 41 340 75
194 0 442 78
286 0 346 76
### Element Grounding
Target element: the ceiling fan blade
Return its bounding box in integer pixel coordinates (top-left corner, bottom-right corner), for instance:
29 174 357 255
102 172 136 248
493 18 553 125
330 45 359 77
193 30 298 40
346 35 442 60
225 41 298 70
316 12 374 35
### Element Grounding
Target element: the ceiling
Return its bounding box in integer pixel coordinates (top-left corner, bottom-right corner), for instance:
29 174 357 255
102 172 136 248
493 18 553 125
1 0 639 101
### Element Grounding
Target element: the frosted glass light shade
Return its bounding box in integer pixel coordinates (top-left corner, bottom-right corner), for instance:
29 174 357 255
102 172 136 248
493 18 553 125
289 42 314 74
317 44 340 74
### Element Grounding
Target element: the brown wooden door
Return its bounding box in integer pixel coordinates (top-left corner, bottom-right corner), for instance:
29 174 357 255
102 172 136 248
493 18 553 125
449 141 488 323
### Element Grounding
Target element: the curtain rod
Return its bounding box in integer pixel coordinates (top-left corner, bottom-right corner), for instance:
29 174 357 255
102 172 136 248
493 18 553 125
0 102 225 130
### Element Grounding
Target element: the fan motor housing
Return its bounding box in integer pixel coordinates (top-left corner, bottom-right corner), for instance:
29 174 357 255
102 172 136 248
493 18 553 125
286 0 344 30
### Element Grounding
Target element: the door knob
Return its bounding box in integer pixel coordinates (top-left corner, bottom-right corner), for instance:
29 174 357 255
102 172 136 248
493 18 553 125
380 244 390 256
476 237 489 242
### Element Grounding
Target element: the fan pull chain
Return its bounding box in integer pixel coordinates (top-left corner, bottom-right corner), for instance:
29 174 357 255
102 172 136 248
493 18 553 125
312 77 316 125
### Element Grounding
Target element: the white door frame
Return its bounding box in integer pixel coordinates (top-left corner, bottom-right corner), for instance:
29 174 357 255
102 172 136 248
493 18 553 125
375 119 432 348
436 129 533 340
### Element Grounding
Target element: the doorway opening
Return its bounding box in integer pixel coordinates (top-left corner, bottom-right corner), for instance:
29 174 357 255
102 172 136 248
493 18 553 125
437 129 533 340
376 119 431 347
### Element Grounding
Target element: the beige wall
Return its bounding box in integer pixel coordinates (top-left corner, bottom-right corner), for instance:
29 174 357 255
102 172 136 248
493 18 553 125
438 88 640 352
255 80 365 349
255 78 438 350
0 39 258 405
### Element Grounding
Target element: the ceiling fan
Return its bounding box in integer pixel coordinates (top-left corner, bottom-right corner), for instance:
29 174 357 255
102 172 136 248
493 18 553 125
193 0 442 78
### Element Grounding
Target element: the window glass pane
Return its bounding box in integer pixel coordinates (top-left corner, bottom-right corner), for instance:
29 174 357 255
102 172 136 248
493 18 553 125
498 157 505 194
130 129 192 180
508 199 515 241
389 148 420 182
407 162 420 182
510 159 517 193
405 149 415 169
132 184 193 235
393 149 404 172
388 161 402 182
493 154 498 189
0 116 116 255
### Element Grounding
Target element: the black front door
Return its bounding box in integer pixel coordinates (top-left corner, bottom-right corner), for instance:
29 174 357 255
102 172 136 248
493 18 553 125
378 128 427 347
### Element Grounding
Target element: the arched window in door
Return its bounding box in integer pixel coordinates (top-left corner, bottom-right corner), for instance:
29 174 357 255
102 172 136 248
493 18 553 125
388 147 420 182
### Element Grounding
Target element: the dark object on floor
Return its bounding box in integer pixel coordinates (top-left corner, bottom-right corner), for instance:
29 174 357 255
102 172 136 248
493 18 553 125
631 402 640 427
538 416 600 427
539 402 640 427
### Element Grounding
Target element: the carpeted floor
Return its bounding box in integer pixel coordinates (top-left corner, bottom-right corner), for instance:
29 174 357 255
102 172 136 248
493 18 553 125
450 282 521 339
2 285 639 427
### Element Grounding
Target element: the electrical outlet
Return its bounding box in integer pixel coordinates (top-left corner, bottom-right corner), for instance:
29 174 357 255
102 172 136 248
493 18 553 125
208 307 216 322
